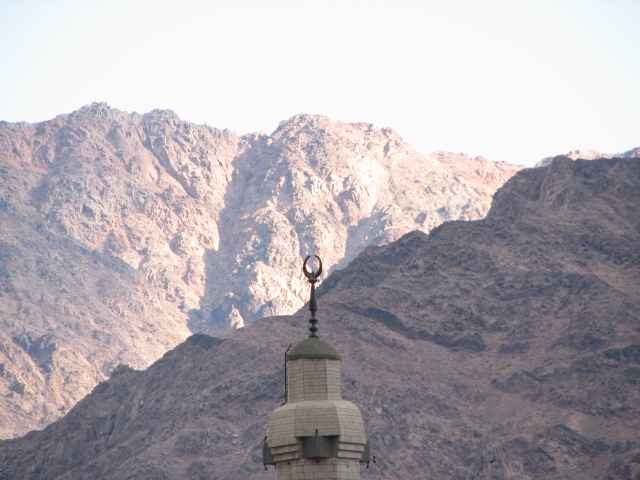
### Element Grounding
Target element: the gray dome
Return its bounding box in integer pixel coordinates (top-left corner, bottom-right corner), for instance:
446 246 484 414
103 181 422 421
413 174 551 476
287 337 341 361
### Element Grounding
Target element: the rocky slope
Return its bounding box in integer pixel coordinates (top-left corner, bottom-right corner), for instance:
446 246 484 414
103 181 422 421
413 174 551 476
1 156 638 479
0 103 519 437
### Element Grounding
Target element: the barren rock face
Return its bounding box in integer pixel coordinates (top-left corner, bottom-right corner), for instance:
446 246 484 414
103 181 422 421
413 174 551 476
194 114 518 331
0 104 519 437
0 157 637 480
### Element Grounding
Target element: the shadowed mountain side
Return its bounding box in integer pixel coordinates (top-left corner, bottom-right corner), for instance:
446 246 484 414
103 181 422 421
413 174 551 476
1 157 639 479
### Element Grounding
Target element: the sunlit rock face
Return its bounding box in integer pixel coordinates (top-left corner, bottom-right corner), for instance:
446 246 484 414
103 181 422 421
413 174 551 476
0 103 519 437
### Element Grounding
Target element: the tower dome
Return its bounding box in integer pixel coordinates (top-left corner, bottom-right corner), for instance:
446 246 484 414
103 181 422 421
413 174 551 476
287 337 341 361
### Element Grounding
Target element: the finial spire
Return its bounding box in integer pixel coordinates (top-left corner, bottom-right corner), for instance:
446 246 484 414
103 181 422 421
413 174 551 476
303 255 323 337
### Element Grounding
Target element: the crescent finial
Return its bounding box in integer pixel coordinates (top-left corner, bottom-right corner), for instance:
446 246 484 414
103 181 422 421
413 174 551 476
303 255 322 337
303 255 323 281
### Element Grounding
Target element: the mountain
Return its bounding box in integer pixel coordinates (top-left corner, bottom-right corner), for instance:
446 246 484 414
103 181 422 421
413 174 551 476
1 156 638 479
537 146 640 167
0 103 519 437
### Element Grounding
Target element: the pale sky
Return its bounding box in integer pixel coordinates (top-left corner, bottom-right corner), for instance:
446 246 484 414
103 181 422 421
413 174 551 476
1 0 639 165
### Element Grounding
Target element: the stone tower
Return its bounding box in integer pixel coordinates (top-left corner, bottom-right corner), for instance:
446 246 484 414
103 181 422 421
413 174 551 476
263 255 369 479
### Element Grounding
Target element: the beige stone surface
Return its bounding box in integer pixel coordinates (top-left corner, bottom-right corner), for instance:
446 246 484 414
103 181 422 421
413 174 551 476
267 348 367 478
288 359 341 402
268 368 366 444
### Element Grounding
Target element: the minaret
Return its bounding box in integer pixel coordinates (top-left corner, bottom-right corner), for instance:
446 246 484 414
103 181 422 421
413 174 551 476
263 255 370 479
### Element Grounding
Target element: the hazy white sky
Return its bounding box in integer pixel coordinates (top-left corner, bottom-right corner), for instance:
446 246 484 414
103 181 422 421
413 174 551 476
1 0 639 165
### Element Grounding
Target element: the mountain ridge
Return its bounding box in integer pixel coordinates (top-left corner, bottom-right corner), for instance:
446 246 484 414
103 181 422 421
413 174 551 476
0 103 520 437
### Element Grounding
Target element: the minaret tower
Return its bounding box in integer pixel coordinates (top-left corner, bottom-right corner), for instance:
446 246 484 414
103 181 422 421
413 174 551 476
263 255 370 479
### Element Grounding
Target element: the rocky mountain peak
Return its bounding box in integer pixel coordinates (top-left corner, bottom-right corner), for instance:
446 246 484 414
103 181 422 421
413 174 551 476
272 113 406 151
61 102 131 124
142 107 184 125
275 112 331 131
73 101 116 117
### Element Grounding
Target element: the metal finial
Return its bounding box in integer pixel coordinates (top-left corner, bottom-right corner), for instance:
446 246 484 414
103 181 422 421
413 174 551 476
303 255 323 337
